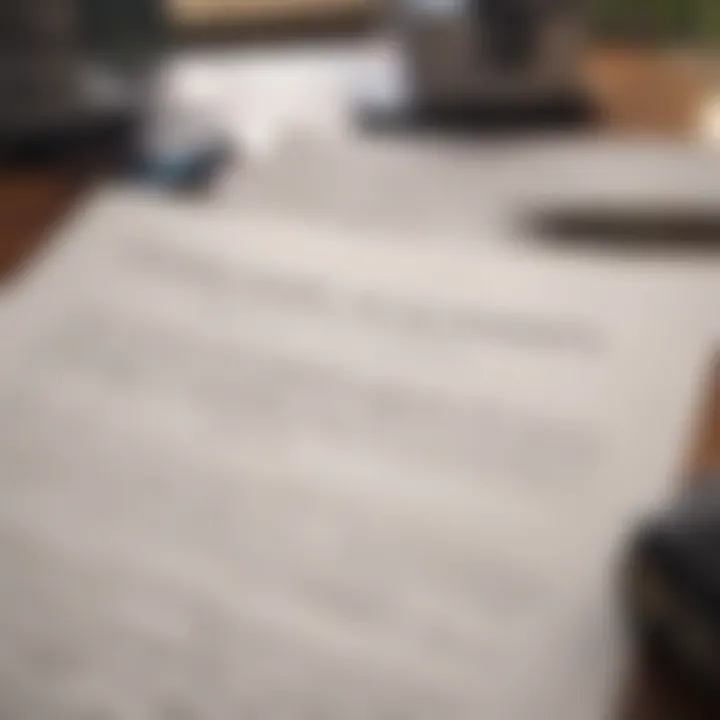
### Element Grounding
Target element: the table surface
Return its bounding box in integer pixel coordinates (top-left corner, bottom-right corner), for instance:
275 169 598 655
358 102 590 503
0 46 716 720
3 179 718 720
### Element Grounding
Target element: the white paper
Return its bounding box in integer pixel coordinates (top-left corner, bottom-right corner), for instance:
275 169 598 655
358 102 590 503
0 189 715 719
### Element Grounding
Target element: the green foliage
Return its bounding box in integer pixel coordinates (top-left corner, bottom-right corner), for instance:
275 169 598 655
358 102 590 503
699 0 720 46
592 0 720 46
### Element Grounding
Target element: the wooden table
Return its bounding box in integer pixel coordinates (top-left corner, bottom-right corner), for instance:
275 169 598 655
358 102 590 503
0 46 716 720
586 49 705 139
2 174 717 720
0 169 88 283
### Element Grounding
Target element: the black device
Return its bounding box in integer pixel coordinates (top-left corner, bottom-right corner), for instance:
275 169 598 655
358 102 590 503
624 481 720 693
472 0 541 72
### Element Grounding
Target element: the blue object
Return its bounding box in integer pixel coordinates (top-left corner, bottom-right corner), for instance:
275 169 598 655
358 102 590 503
133 141 230 191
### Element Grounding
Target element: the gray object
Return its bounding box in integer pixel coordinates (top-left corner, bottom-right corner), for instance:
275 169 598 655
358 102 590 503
395 0 587 110
1 0 163 157
0 0 82 136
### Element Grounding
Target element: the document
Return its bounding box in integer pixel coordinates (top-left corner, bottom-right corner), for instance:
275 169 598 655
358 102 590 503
0 189 715 719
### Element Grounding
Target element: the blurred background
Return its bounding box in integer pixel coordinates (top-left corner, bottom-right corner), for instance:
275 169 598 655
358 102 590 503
4 3 720 720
